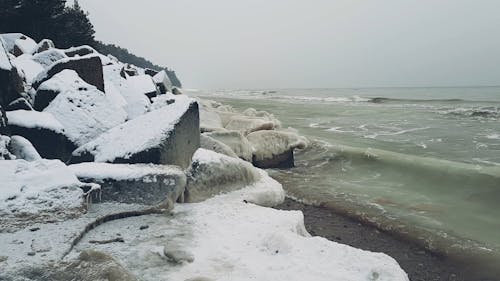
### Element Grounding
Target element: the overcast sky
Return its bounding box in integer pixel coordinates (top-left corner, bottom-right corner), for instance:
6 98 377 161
80 0 500 89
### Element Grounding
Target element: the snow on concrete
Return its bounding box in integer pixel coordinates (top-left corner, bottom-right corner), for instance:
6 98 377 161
41 70 127 146
0 159 84 227
73 96 195 163
0 37 12 70
69 162 184 182
11 54 44 83
7 110 65 134
8 135 42 161
32 48 68 68
247 130 308 161
103 63 151 119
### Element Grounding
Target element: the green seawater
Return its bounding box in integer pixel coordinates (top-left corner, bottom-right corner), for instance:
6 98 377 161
191 87 500 272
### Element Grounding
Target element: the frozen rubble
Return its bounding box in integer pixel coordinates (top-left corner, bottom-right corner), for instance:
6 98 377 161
0 33 409 280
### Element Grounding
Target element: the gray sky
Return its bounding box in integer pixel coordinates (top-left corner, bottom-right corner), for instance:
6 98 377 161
80 0 500 89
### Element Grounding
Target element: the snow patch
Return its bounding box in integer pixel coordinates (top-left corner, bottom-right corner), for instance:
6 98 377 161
69 162 184 181
7 110 65 133
11 54 44 83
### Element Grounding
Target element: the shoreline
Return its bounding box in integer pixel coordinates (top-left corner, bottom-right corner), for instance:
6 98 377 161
275 197 497 281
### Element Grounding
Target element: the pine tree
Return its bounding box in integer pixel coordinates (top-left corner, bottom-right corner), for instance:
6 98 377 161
56 0 96 48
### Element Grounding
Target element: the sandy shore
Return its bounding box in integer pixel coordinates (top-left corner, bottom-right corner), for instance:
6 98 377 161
275 198 497 281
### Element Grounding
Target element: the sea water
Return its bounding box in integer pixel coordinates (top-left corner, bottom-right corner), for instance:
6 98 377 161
190 87 500 272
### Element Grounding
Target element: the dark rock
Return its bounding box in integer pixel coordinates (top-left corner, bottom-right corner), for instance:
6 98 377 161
144 68 159 77
35 39 55 53
139 225 149 230
7 98 33 111
32 55 104 92
0 106 8 135
72 100 200 169
71 163 187 206
64 45 95 57
7 111 76 162
33 88 59 111
172 87 183 95
252 149 294 169
1 40 25 109
152 70 172 94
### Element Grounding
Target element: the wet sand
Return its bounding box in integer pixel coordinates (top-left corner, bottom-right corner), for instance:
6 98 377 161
275 198 497 281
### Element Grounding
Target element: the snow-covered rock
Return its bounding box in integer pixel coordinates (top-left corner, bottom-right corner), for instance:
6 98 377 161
70 163 186 206
152 70 172 94
72 96 199 168
64 45 96 57
204 130 253 162
0 38 25 109
35 39 55 53
127 74 159 101
39 70 127 146
11 54 44 83
103 63 151 119
1 33 37 56
32 48 68 68
200 134 238 158
7 110 77 161
0 135 14 160
8 135 42 161
33 55 105 92
247 130 308 168
184 149 263 203
0 159 86 231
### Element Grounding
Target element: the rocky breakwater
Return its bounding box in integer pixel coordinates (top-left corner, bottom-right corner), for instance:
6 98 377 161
0 33 408 281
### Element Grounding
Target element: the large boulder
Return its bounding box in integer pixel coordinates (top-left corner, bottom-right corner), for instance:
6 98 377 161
32 49 68 68
72 96 200 169
1 33 37 56
6 110 77 161
127 74 159 102
153 70 172 94
37 70 127 146
69 163 186 206
0 39 25 108
183 149 262 203
204 130 253 162
32 55 105 92
247 130 307 169
0 159 86 231
200 134 238 158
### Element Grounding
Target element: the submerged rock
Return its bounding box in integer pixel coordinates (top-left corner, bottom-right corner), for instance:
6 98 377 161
247 130 307 169
70 163 186 206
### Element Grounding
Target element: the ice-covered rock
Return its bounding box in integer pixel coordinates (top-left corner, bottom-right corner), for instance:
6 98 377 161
128 74 159 101
104 63 151 119
33 55 105 92
200 134 238 158
11 54 44 83
204 130 253 161
183 149 262 203
247 130 307 168
39 70 127 146
225 115 277 134
72 96 200 168
35 39 55 53
152 70 172 94
200 108 224 132
8 135 42 161
32 49 68 68
7 110 77 161
69 163 186 206
0 159 86 231
1 33 37 56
